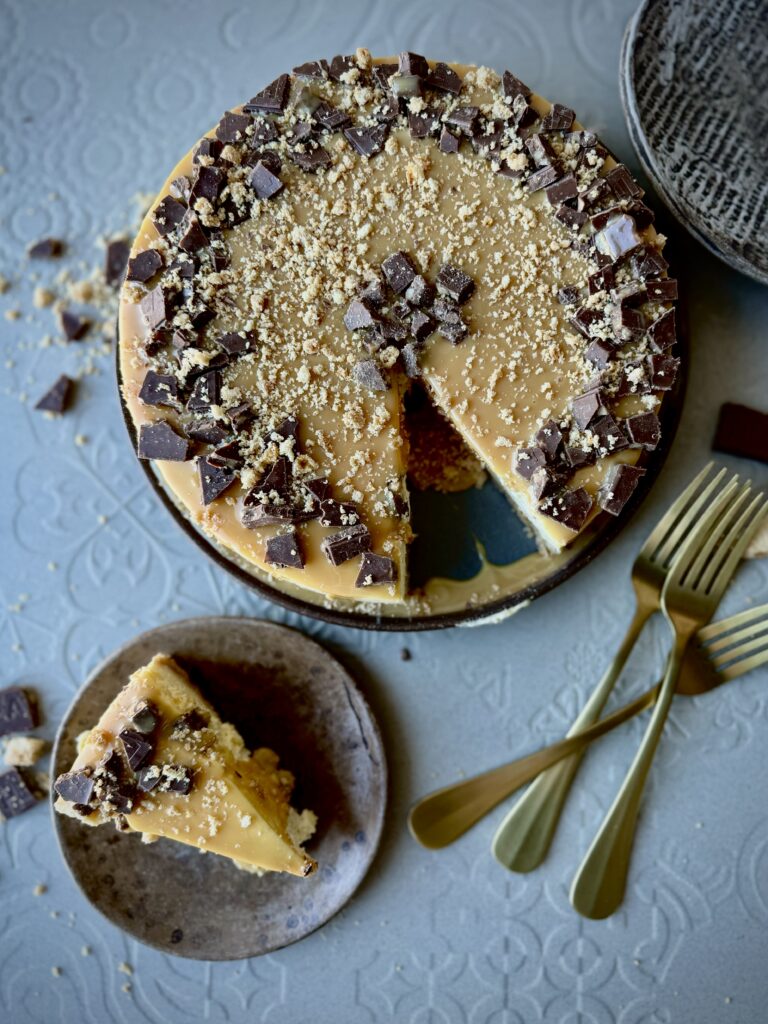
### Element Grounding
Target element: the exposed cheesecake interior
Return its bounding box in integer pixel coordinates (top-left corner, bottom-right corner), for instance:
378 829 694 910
54 655 316 877
118 52 678 609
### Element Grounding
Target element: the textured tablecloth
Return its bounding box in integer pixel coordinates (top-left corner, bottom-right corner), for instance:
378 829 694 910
2 1 768 1021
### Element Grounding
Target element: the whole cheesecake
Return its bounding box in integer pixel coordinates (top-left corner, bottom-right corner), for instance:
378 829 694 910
118 50 678 607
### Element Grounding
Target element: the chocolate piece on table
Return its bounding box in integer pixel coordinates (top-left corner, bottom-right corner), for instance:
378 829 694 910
646 353 680 391
502 70 530 99
356 552 397 587
28 237 64 258
625 412 661 450
190 165 225 204
244 74 290 114
266 530 305 569
343 125 388 158
527 165 560 192
59 308 90 341
105 239 130 287
353 358 389 391
648 308 676 351
319 499 359 527
127 249 163 283
217 331 254 357
646 278 678 302
585 339 615 369
248 159 283 199
437 321 468 345
290 146 333 173
381 251 416 293
152 195 187 236
138 370 179 407
409 310 433 342
571 390 605 429
0 686 36 736
198 457 237 505
591 414 629 453
35 374 73 414
427 62 462 94
540 103 575 131
444 105 479 135
119 728 154 771
140 284 169 331
292 59 329 79
439 127 460 154
344 299 378 331
320 523 372 566
138 421 192 462
178 211 209 253
535 419 563 461
436 263 474 304
545 173 578 206
712 403 768 465
54 768 95 806
215 110 252 143
514 446 547 481
598 463 646 516
541 487 594 532
0 768 39 819
186 370 221 413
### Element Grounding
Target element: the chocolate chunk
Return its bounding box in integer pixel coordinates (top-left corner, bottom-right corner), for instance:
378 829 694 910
569 305 604 338
0 768 39 819
427 62 462 95
250 118 279 149
571 390 605 429
408 109 440 139
595 214 642 261
382 251 416 293
313 102 351 132
292 59 329 80
577 177 612 211
409 310 433 342
630 245 668 280
625 412 661 450
290 146 333 173
186 370 221 413
241 503 309 528
564 444 595 470
557 286 581 305
28 237 64 259
153 195 187 236
35 374 73 414
228 402 254 433
588 265 616 294
59 308 90 341
319 499 359 527
161 764 193 794
119 729 154 771
190 165 225 204
401 342 421 378
138 421 192 461
305 478 331 502
471 121 507 162
127 249 162 283
172 709 208 735
140 284 169 331
198 457 237 504
502 70 530 100
254 456 292 497
194 138 224 164
646 353 680 391
541 486 594 532
535 420 564 461
356 552 397 587
343 124 388 157
531 466 564 501
527 165 560 191
329 55 356 81
216 110 252 143
391 300 411 322
514 446 547 481
54 768 94 806
265 530 305 569
648 308 676 351
616 363 652 398
439 127 460 154
444 105 479 135
104 239 130 287
344 298 378 331
398 51 429 78
320 523 372 566
274 416 300 443
217 331 254 357
540 103 575 131
248 159 283 199
646 278 678 302
436 263 474 304
437 321 468 345
392 74 421 100
612 303 646 340
185 420 229 445
209 440 243 468
138 370 178 407
353 359 389 391
585 339 615 369
431 298 460 324
245 74 290 114
545 173 578 206
178 211 209 253
135 764 162 793
404 275 434 307
713 402 768 465
360 278 386 307
555 206 587 230
131 700 158 734
512 94 538 128
612 281 647 307
371 318 408 347
169 176 191 201
526 134 557 166
598 463 646 516
605 164 643 200
0 687 35 736
591 414 629 454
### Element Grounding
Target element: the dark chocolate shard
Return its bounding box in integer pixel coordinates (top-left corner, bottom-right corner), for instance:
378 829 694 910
612 303 646 340
228 402 254 433
545 173 578 206
215 110 252 143
527 165 560 191
135 765 162 793
557 286 581 306
209 440 243 468
193 138 224 164
266 530 304 569
591 414 629 454
372 62 398 91
409 310 433 342
248 159 283 199
241 503 310 528
28 237 64 259
119 728 154 771
625 412 661 450
217 331 254 357
169 175 191 201
313 102 351 132
401 342 421 378
35 374 73 414
360 278 386 307
526 134 557 166
343 124 388 157
161 764 194 795
513 94 538 128
514 446 547 481
531 466 564 501
0 687 36 736
0 768 39 819
140 284 169 331
244 74 290 114
555 206 587 230
540 103 575 131
59 309 90 341
646 353 680 391
54 768 94 806
439 127 460 154
443 105 479 135
185 420 229 445
292 59 329 80
320 523 372 566
646 278 678 302
138 370 179 407
405 274 434 307
305 477 331 502
153 195 187 236
594 214 642 261
254 456 292 497
408 109 441 139
648 308 676 351
131 700 158 734
713 403 768 465
190 165 225 204
290 146 333 173
427 62 462 95
356 552 397 587
398 51 429 78
329 55 356 81
319 499 359 527
605 164 643 200
127 249 163 283
178 211 209 253
585 339 615 369
577 177 612 211
502 70 530 100
138 421 192 461
274 416 300 443
541 487 594 532
104 239 130 287
344 298 379 331
564 444 596 470
630 245 668 280
186 370 221 413
198 457 236 505
437 321 468 345
571 390 605 429
436 263 474 304
569 305 604 339
250 118 278 148
588 265 616 294
353 359 389 391
598 463 646 516
535 420 563 461
382 251 416 294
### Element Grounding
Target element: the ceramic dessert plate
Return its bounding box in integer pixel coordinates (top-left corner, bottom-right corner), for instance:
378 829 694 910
51 618 386 960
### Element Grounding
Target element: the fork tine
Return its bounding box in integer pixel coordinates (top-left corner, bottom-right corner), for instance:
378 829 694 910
664 475 742 590
701 495 768 600
645 464 727 568
701 608 768 654
719 646 768 681
639 463 715 555
685 482 753 589
710 632 768 669
698 602 768 642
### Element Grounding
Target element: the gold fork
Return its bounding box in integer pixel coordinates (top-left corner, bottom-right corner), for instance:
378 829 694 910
493 463 728 874
408 600 768 850
570 476 768 918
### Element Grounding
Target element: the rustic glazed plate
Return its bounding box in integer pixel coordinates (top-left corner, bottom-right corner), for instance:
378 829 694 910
51 618 387 960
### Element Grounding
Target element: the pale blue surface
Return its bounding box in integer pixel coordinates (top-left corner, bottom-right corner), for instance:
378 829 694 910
2 2 768 1022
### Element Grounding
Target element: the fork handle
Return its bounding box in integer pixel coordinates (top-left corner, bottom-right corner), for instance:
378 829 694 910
569 633 689 919
492 605 652 873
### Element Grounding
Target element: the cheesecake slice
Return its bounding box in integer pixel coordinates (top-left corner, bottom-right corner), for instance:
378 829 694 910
54 655 316 877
